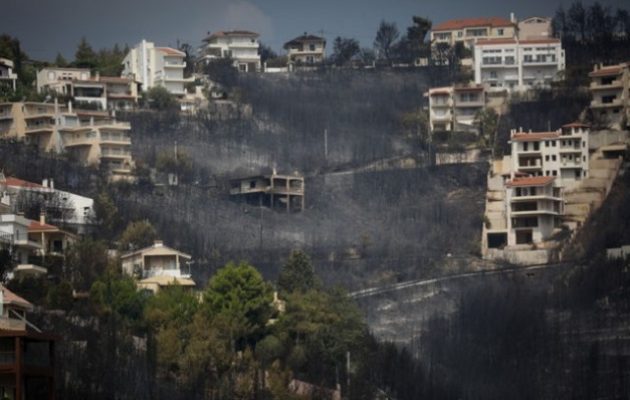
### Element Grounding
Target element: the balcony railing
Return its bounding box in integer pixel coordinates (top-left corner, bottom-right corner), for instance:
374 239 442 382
590 80 623 90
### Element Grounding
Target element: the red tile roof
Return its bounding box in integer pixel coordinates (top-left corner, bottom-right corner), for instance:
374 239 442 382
588 65 624 77
507 176 555 187
28 220 59 232
1 286 33 311
284 34 326 48
562 122 589 128
453 85 484 92
156 47 185 57
511 132 560 142
3 177 45 189
433 17 514 31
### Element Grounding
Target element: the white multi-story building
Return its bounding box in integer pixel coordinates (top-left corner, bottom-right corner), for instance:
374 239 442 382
509 123 589 185
427 85 486 133
473 38 565 92
199 31 261 72
589 62 630 130
482 123 590 261
0 58 18 92
122 40 191 95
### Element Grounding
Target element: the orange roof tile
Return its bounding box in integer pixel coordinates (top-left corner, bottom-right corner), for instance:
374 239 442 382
511 132 559 142
156 47 185 57
433 17 514 31
507 176 555 187
1 285 33 311
4 177 45 189
562 122 589 128
28 220 59 232
454 85 484 92
589 65 623 77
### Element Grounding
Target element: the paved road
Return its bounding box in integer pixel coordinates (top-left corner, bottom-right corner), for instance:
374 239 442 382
349 261 575 299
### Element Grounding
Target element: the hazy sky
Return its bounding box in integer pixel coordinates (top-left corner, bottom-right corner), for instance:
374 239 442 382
1 0 628 61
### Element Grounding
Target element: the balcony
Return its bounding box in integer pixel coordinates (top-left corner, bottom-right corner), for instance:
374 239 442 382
101 148 131 159
560 159 582 168
590 80 623 91
455 99 484 108
511 209 560 217
14 263 47 277
430 99 452 108
590 98 623 108
164 61 186 68
431 114 452 123
100 134 131 144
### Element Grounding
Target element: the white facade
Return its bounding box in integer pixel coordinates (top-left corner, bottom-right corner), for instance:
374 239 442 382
122 40 191 95
503 176 563 246
589 62 630 130
121 241 193 291
283 34 326 65
473 38 565 92
199 31 261 72
427 85 486 133
509 124 590 187
0 214 41 271
36 67 91 94
0 58 18 92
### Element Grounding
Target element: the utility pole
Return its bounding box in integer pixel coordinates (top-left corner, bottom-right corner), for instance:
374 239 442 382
324 128 328 161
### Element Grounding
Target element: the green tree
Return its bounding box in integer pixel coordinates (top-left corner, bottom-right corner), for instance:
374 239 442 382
74 37 97 69
331 37 360 67
203 261 273 346
277 250 318 295
475 108 499 149
155 149 193 182
65 238 109 291
374 20 400 62
118 220 158 252
90 273 146 321
54 52 68 67
93 191 120 240
145 86 178 110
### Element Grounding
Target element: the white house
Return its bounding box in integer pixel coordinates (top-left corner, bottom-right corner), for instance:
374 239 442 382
589 62 630 130
0 213 45 278
431 16 517 48
199 31 261 72
473 38 565 92
121 240 195 292
122 40 192 96
0 58 18 92
0 174 95 229
283 34 326 66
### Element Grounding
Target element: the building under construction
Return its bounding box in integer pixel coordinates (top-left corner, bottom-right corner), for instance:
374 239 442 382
229 172 304 212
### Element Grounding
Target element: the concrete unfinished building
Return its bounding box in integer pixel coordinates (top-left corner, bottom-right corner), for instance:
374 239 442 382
230 172 304 212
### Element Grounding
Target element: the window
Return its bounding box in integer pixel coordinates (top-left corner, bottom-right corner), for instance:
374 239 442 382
524 55 533 63
545 155 550 161
552 170 558 176
497 28 504 35
533 142 540 151
523 142 529 151
490 71 498 78
309 44 315 51
551 140 556 147
552 155 557 161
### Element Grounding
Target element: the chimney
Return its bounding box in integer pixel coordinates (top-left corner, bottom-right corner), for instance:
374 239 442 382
510 12 516 24
42 178 48 187
154 240 163 247
40 212 46 225
95 71 100 80
68 101 73 114
50 179 54 190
